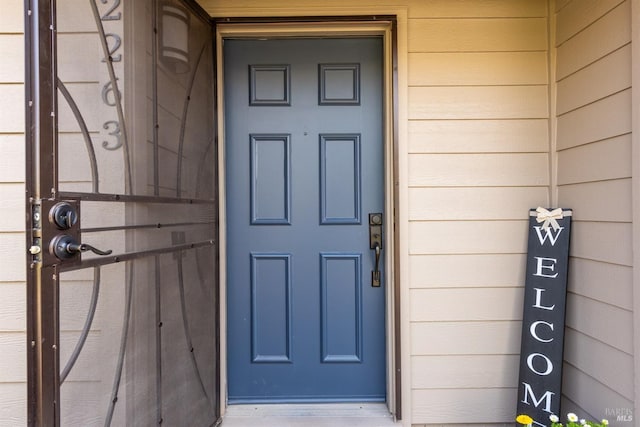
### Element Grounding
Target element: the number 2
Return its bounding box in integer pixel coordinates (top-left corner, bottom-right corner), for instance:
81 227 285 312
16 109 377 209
100 0 121 21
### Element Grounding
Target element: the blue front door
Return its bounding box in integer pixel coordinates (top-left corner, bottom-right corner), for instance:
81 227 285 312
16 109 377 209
225 38 385 403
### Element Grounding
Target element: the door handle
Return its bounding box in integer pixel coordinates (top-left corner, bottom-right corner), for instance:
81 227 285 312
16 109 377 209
369 213 383 287
50 234 113 260
372 242 381 287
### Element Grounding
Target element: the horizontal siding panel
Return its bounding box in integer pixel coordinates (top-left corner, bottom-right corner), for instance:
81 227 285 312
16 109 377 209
556 44 631 115
556 0 572 13
411 321 521 355
556 0 626 45
409 153 548 187
0 85 24 133
57 0 97 32
570 222 632 266
562 363 633 418
409 86 548 119
0 184 26 232
566 293 633 354
412 354 519 389
558 179 631 222
410 254 526 288
60 332 105 383
409 0 546 18
557 135 631 185
60 382 107 426
556 89 631 150
410 287 523 321
0 383 26 426
0 35 24 83
409 52 547 86
409 187 548 220
409 119 549 153
564 329 634 400
0 135 25 183
0 283 25 331
412 388 517 424
58 82 101 132
567 257 632 310
556 1 630 79
408 18 546 52
58 134 99 184
0 0 24 33
59 280 102 331
58 33 101 83
0 333 26 382
0 233 26 282
409 221 528 255
206 3 409 18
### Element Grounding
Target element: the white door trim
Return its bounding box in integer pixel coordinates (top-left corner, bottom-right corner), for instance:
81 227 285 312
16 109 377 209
215 17 410 424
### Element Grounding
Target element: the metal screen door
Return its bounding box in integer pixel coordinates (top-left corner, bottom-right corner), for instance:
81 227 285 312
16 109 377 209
26 1 219 425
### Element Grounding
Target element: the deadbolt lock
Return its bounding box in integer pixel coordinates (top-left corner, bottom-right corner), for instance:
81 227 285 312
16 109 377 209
49 202 78 230
369 213 383 250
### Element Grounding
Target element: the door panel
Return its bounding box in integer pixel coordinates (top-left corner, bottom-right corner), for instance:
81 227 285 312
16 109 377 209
225 38 385 403
29 1 219 425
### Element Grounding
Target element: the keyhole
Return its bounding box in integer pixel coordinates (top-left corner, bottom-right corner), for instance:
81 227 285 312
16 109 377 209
50 202 78 230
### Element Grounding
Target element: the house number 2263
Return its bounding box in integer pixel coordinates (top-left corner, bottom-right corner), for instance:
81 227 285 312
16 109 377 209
100 0 123 151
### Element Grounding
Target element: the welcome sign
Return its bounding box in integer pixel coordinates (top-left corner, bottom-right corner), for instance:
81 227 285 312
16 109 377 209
517 208 572 426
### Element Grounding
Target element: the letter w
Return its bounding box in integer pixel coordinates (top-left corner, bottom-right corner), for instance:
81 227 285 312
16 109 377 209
534 226 564 246
521 382 554 413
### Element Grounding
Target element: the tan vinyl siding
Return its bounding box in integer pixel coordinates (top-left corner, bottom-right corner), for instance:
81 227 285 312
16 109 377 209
0 0 26 425
406 3 549 424
201 0 551 425
554 0 634 418
16 0 639 425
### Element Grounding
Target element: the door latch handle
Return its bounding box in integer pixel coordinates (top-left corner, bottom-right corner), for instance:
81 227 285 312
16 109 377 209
369 213 383 287
50 234 113 260
372 242 381 287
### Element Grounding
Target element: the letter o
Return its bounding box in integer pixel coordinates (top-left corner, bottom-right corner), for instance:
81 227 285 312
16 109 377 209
527 353 553 376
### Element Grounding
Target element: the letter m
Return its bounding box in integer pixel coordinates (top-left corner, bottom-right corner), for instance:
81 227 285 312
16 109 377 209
521 382 554 413
534 226 564 246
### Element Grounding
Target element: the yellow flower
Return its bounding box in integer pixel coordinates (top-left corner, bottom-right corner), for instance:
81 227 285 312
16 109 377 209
516 414 534 425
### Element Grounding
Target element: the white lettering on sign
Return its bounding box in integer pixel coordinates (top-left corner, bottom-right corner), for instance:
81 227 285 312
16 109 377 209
527 353 553 376
530 321 554 343
522 382 554 413
533 257 559 278
533 287 555 311
534 226 564 246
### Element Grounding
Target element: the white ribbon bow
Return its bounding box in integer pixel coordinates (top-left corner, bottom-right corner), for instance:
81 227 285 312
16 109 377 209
535 207 564 231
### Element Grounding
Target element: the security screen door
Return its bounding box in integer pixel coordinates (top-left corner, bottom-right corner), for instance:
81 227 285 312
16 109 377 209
28 1 219 425
225 38 386 402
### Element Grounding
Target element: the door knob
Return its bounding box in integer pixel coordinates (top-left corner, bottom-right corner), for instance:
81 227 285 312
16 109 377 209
50 234 113 260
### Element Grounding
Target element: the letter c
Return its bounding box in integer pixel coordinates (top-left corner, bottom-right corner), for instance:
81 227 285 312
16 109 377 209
530 321 554 343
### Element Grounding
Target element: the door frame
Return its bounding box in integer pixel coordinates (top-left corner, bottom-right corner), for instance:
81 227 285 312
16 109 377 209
214 17 403 419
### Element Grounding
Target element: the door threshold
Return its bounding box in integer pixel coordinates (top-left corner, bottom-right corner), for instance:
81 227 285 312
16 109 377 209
221 403 397 426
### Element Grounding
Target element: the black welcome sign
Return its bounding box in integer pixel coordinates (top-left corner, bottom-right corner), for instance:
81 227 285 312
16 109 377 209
516 208 572 426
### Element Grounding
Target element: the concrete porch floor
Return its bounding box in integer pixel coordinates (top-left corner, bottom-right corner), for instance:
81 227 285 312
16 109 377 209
220 403 398 426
